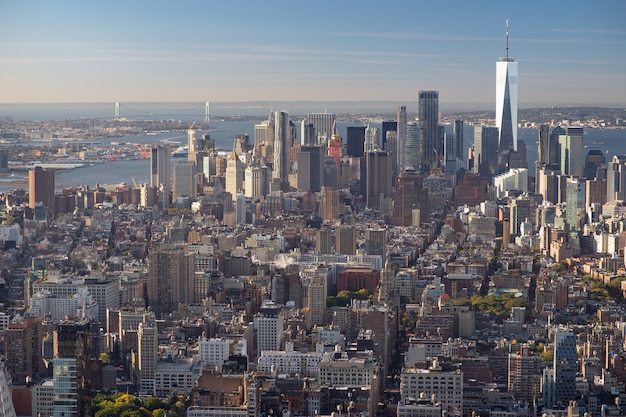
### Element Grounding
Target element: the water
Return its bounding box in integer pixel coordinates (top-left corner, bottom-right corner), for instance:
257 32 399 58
2 120 625 192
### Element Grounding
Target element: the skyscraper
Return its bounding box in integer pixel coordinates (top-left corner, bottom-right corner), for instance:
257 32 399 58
272 111 291 191
364 123 379 153
365 150 392 210
393 170 429 226
254 303 284 357
304 112 336 145
225 150 244 201
544 330 577 408
453 119 464 160
496 20 518 154
556 127 584 178
173 160 197 200
405 122 420 170
418 91 440 173
187 124 197 163
607 155 626 202
381 120 397 152
397 106 407 172
297 145 324 193
150 143 171 206
147 244 195 317
28 166 55 212
346 126 366 158
137 312 158 395
473 126 499 180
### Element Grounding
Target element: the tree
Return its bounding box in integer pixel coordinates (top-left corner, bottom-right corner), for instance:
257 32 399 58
143 397 167 411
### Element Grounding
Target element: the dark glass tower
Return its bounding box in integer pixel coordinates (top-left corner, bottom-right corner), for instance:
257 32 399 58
418 91 439 173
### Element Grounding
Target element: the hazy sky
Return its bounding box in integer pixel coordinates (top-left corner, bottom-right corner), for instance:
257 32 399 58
1 1 625 108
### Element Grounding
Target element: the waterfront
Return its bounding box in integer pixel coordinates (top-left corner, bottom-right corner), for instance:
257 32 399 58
0 120 624 193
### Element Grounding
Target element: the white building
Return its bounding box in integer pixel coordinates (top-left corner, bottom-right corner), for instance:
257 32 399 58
254 303 284 357
155 357 197 397
31 379 55 417
198 337 231 369
0 358 16 417
257 342 323 377
400 361 463 413
493 168 528 198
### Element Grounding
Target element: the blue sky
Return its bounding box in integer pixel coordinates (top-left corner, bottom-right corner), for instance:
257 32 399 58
1 0 625 108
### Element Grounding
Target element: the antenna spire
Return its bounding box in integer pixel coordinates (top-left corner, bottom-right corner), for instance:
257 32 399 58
505 19 509 60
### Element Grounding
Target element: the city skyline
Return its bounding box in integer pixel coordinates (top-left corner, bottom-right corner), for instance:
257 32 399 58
1 1 625 107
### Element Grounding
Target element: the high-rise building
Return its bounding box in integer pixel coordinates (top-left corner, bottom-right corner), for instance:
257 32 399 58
365 150 392 210
137 313 158 395
543 330 577 408
405 122 421 170
297 145 324 193
365 228 386 264
173 160 197 200
225 150 244 201
187 125 197 163
254 303 284 357
53 320 92 417
393 170 429 226
453 119 464 160
272 111 291 190
607 155 626 201
418 90 440 173
0 358 16 417
397 106 408 172
364 123 379 153
335 225 357 256
555 127 584 178
496 20 518 154
473 126 499 180
4 314 42 386
300 121 315 146
536 124 556 193
346 126 366 158
28 166 55 212
244 153 268 199
254 119 272 148
584 149 606 180
147 244 195 317
150 143 171 206
304 112 336 146
565 178 585 231
508 345 541 403
381 120 397 152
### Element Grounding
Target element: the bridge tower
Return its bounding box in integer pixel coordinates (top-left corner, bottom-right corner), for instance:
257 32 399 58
205 101 210 123
114 102 120 120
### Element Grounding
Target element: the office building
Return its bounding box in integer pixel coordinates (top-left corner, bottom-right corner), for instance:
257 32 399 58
365 228 386 264
301 120 315 146
607 155 626 201
272 111 291 190
493 168 528 198
397 106 408 172
405 122 420 170
316 228 333 254
473 126 499 180
4 314 42 386
187 124 197 163
381 120 397 152
584 149 606 180
150 143 171 206
29 166 55 212
364 123 379 153
304 112 336 145
393 170 429 226
365 150 392 210
536 124 558 193
225 150 244 201
496 21 518 154
400 363 463 414
418 90 440 173
346 126 366 158
453 119 464 160
244 153 268 199
555 126 584 178
173 160 197 200
565 178 585 231
297 145 324 193
254 119 272 148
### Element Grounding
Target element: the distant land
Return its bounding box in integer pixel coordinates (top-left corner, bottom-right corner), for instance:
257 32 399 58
0 102 624 127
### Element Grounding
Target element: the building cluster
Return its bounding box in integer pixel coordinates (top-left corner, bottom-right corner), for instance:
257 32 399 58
1 26 626 417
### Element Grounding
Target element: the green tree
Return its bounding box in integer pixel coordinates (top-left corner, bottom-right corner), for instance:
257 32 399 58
144 397 167 411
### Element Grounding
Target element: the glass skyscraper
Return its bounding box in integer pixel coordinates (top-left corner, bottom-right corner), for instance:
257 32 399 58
496 21 518 154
